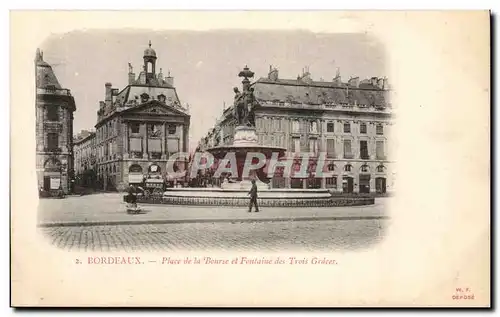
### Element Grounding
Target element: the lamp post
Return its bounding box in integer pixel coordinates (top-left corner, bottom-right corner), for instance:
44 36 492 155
59 161 67 195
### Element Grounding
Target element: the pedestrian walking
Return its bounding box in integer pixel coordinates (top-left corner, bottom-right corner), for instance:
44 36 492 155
247 179 259 212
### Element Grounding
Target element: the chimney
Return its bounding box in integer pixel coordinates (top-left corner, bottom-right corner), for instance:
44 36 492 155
165 70 174 86
371 77 378 86
300 66 312 84
105 83 112 106
348 77 359 88
158 68 164 83
128 62 135 85
268 65 279 81
111 88 119 104
333 67 342 85
377 78 384 89
35 48 43 63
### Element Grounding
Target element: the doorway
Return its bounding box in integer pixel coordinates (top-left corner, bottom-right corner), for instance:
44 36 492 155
376 177 387 193
342 176 353 193
359 174 371 193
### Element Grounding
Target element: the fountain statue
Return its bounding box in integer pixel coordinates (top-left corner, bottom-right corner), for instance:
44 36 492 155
207 66 286 190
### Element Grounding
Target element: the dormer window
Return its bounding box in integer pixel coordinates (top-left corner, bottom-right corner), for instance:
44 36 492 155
168 125 177 135
140 93 150 103
158 94 166 103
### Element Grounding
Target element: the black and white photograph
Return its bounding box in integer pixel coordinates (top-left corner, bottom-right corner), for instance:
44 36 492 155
35 30 394 252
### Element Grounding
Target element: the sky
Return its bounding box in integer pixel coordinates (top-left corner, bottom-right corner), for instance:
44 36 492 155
39 29 386 150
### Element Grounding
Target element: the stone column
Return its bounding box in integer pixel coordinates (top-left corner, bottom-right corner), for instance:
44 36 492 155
285 177 291 189
142 123 148 159
321 177 326 189
124 122 129 159
370 175 376 193
161 122 166 159
302 178 307 189
178 124 183 152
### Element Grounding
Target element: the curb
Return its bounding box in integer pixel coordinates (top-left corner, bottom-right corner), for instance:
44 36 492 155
37 215 389 228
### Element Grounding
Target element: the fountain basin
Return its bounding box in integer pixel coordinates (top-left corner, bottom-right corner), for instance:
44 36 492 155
150 187 375 207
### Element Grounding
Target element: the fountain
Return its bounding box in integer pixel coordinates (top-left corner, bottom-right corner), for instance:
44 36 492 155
160 66 374 207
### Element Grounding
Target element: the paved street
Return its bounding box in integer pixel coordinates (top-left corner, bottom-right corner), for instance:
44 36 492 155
39 219 387 252
36 193 390 251
37 193 389 226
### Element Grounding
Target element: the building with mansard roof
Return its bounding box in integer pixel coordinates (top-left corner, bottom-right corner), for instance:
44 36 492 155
35 48 76 194
198 66 395 194
84 41 190 191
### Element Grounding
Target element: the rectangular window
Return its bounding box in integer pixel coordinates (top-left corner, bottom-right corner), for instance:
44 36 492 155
327 139 335 157
310 121 318 133
360 123 367 134
326 177 337 188
47 133 59 150
376 124 384 135
167 138 179 153
360 140 369 159
376 141 385 159
46 106 59 121
327 122 334 133
343 122 351 133
309 139 318 154
149 139 162 152
343 139 352 158
130 138 142 152
293 137 301 153
292 120 300 133
130 123 140 134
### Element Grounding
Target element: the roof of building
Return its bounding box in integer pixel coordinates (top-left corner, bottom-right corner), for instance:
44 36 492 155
144 41 157 58
73 130 96 145
35 48 62 89
252 77 388 106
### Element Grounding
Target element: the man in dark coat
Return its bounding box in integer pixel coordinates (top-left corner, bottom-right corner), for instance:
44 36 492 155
247 179 259 212
126 184 137 204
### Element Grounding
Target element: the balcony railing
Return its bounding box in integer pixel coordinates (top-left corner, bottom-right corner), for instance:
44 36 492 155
376 155 387 160
44 147 62 153
343 154 354 159
360 154 370 160
37 88 72 96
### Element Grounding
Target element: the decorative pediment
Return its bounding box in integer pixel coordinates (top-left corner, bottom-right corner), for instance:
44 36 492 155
122 101 188 117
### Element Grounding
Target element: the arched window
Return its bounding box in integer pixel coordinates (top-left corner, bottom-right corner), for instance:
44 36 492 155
129 164 143 174
344 164 352 172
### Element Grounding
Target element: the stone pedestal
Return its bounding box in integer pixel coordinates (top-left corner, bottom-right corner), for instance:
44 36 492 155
233 125 258 146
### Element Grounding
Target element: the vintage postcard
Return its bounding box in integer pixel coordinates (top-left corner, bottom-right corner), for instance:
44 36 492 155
10 11 490 307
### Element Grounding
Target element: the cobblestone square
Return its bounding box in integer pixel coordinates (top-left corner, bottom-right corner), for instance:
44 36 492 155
37 194 389 252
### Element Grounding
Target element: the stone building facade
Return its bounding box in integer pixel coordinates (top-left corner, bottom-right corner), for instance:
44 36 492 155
198 66 395 194
73 130 96 188
86 42 190 191
35 49 76 194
